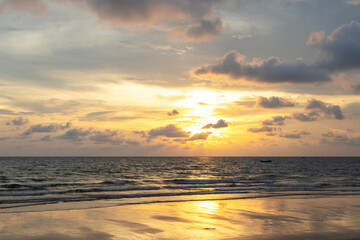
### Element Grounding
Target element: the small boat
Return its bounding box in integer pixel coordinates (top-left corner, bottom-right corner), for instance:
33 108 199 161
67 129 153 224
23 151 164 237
260 159 272 163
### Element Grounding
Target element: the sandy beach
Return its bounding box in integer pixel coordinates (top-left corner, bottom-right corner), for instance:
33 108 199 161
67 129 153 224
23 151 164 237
0 195 359 240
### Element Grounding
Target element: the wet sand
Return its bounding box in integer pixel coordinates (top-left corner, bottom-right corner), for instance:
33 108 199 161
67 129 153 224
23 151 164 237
0 195 359 240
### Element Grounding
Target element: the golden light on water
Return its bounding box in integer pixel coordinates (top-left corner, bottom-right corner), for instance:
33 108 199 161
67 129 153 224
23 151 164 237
195 201 219 214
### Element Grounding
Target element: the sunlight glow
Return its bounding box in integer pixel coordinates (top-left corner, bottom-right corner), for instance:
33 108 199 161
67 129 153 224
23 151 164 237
195 201 219 214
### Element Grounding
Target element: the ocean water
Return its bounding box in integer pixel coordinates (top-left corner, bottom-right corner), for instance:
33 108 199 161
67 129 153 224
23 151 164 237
0 157 359 211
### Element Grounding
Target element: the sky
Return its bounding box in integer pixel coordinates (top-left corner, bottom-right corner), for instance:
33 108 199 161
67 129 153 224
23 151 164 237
0 0 359 156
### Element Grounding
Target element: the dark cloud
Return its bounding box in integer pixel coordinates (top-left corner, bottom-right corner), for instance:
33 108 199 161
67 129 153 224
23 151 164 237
192 50 330 84
280 131 310 139
57 128 91 142
336 73 360 94
148 124 190 138
256 97 295 108
188 132 211 141
81 111 140 122
0 137 9 141
85 111 116 118
80 0 218 23
248 126 276 133
262 116 289 126
306 99 344 120
89 130 124 144
0 0 47 16
6 117 29 126
0 109 17 115
202 119 229 129
167 109 179 116
125 139 140 145
40 135 51 142
320 130 360 146
133 130 146 138
192 21 360 85
178 17 224 42
23 122 71 136
307 21 360 71
0 0 224 42
0 109 34 116
293 111 319 122
322 131 335 138
73 0 223 42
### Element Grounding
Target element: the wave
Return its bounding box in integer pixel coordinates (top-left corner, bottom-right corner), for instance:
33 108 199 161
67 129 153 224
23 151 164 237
0 179 135 191
1 189 360 211
163 178 274 185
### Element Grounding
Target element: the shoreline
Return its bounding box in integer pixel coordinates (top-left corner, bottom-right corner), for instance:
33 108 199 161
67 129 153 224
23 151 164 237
0 195 359 239
1 191 360 214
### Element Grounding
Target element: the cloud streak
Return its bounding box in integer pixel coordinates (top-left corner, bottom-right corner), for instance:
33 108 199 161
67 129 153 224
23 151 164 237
167 109 179 116
148 124 190 138
0 0 47 16
23 122 71 136
248 126 276 133
188 132 212 141
192 51 330 84
262 116 289 126
256 97 295 109
6 117 29 126
202 119 229 129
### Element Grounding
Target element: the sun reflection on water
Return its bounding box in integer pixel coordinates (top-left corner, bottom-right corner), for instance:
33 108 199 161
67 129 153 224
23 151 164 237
195 201 219 214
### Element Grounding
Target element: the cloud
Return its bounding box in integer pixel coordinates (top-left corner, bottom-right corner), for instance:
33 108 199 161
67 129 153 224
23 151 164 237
293 111 319 122
0 109 17 115
148 124 190 138
23 122 71 136
256 96 295 108
13 99 82 114
321 130 360 146
72 0 224 42
202 119 229 129
336 73 360 94
85 111 116 118
89 130 124 144
133 130 146 137
40 135 51 142
81 111 140 122
280 131 310 139
175 17 224 42
167 109 179 116
188 132 212 141
192 21 360 85
191 50 330 84
307 21 360 71
306 99 344 120
0 0 47 16
6 117 29 126
232 34 253 40
0 0 224 42
347 0 360 4
344 102 360 116
57 128 91 141
0 109 34 116
262 116 289 126
248 126 276 133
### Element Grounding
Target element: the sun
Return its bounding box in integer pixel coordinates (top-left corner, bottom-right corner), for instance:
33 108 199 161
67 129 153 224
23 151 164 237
172 89 237 135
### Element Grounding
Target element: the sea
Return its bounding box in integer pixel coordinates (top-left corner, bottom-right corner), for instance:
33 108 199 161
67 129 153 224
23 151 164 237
0 157 359 212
